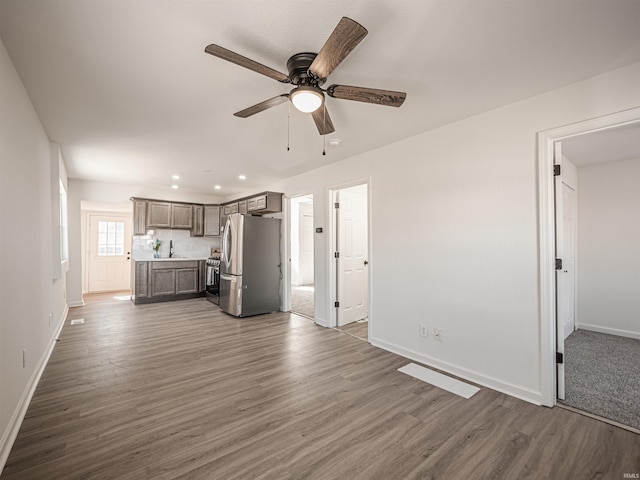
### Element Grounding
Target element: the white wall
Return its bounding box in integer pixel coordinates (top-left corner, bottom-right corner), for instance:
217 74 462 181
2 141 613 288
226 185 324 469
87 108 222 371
0 38 68 468
577 157 640 338
67 179 222 305
235 61 640 404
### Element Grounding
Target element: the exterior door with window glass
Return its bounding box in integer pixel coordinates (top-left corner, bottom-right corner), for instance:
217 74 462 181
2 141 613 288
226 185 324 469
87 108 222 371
88 215 132 292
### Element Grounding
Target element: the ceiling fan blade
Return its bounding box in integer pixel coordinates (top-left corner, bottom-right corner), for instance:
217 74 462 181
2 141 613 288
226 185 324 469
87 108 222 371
311 104 335 135
234 95 290 118
309 17 368 80
205 44 290 83
327 84 406 107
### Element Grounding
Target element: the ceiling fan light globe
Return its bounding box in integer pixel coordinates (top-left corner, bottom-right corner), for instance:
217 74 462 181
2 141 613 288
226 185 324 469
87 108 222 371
291 87 324 113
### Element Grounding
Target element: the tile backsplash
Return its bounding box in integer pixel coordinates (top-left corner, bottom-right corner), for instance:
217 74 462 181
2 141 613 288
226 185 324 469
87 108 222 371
132 229 221 260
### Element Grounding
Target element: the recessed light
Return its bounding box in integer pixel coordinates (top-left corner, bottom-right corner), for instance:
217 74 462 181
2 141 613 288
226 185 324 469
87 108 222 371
171 185 179 189
172 174 180 180
328 138 342 147
214 185 221 190
239 175 246 180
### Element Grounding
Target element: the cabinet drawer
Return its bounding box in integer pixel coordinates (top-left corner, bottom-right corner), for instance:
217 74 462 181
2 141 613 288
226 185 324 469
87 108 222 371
151 261 199 269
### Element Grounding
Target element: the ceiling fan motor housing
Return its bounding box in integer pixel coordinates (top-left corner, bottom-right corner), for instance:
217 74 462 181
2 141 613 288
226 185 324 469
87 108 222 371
287 52 325 86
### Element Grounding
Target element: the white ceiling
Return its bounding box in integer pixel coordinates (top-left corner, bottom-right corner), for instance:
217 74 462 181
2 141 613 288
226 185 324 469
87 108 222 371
1 0 640 197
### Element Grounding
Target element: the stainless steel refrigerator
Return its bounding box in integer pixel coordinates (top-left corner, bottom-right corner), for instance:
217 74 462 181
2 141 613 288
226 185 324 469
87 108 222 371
219 213 281 317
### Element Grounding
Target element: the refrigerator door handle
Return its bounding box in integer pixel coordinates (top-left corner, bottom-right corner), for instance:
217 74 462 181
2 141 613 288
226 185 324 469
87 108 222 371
220 273 236 282
222 216 232 269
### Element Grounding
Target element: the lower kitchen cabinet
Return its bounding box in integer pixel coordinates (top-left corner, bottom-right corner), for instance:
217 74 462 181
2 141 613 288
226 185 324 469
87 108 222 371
132 260 206 304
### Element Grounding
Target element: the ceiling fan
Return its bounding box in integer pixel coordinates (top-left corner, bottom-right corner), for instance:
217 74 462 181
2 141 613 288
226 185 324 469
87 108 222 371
204 17 406 135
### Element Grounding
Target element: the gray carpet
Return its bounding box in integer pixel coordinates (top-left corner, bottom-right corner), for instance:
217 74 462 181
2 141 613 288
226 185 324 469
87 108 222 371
563 329 640 430
291 285 314 318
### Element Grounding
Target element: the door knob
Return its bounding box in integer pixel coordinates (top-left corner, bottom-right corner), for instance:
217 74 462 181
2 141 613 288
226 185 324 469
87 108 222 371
364 260 369 265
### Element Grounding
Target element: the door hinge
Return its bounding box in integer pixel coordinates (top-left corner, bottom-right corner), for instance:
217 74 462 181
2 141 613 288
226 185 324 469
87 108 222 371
556 352 564 364
334 202 340 209
555 258 563 270
334 301 340 308
334 252 339 258
554 165 561 176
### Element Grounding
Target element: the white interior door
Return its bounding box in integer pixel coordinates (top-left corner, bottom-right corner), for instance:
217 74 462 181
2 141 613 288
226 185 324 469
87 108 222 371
337 185 369 326
88 214 132 292
554 142 567 400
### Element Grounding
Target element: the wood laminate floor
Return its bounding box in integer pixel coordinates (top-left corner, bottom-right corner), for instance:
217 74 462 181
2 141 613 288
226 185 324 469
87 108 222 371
2 298 639 479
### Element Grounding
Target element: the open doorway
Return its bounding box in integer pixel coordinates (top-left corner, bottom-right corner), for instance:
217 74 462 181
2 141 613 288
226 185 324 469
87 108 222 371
539 108 640 431
290 194 315 318
331 183 369 341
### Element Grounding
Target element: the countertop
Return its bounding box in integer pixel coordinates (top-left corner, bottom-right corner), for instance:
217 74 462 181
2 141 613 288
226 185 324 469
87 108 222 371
133 257 209 262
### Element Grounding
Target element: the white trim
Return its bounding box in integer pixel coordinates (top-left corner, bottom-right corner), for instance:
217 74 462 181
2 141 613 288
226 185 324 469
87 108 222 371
537 106 640 407
577 323 640 340
0 305 68 473
68 300 85 307
372 336 543 405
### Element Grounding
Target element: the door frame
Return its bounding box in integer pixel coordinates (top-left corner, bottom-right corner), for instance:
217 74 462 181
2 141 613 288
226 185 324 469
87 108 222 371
327 178 372 330
538 106 640 407
285 192 316 317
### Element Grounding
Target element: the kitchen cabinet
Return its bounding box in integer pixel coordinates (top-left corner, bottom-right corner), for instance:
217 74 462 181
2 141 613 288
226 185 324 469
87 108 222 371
191 204 204 237
133 261 149 299
198 260 206 292
133 260 204 304
147 202 172 228
147 201 193 229
238 200 247 214
204 205 221 236
223 203 239 215
246 192 282 214
171 204 193 229
133 200 147 236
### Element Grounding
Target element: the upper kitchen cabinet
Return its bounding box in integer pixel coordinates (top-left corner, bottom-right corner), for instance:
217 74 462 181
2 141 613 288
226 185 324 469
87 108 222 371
171 204 193 229
133 198 196 231
147 201 171 228
133 199 148 235
191 204 204 237
246 192 282 214
238 200 247 214
204 205 221 236
147 201 192 229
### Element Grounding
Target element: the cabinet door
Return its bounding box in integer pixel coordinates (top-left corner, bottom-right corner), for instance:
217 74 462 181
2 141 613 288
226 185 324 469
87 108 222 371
204 206 221 236
171 204 193 229
192 205 204 237
238 200 247 214
147 202 172 228
133 200 147 235
223 203 238 215
134 262 148 298
150 269 176 296
199 260 206 292
176 268 198 294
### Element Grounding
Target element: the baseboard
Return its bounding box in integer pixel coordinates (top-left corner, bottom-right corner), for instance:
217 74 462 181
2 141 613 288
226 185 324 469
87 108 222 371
0 305 68 473
577 323 640 340
314 317 329 328
370 336 543 406
67 301 85 307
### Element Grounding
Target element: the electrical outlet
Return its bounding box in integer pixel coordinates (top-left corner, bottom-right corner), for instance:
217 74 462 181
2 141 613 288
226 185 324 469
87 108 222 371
22 349 26 368
419 323 429 338
434 328 443 342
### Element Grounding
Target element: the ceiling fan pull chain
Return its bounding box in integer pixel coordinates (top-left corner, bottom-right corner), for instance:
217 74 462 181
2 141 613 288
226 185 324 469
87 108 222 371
322 107 327 156
287 101 290 151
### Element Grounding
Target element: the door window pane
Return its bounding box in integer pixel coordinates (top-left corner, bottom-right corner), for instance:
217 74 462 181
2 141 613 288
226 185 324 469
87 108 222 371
97 221 126 256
